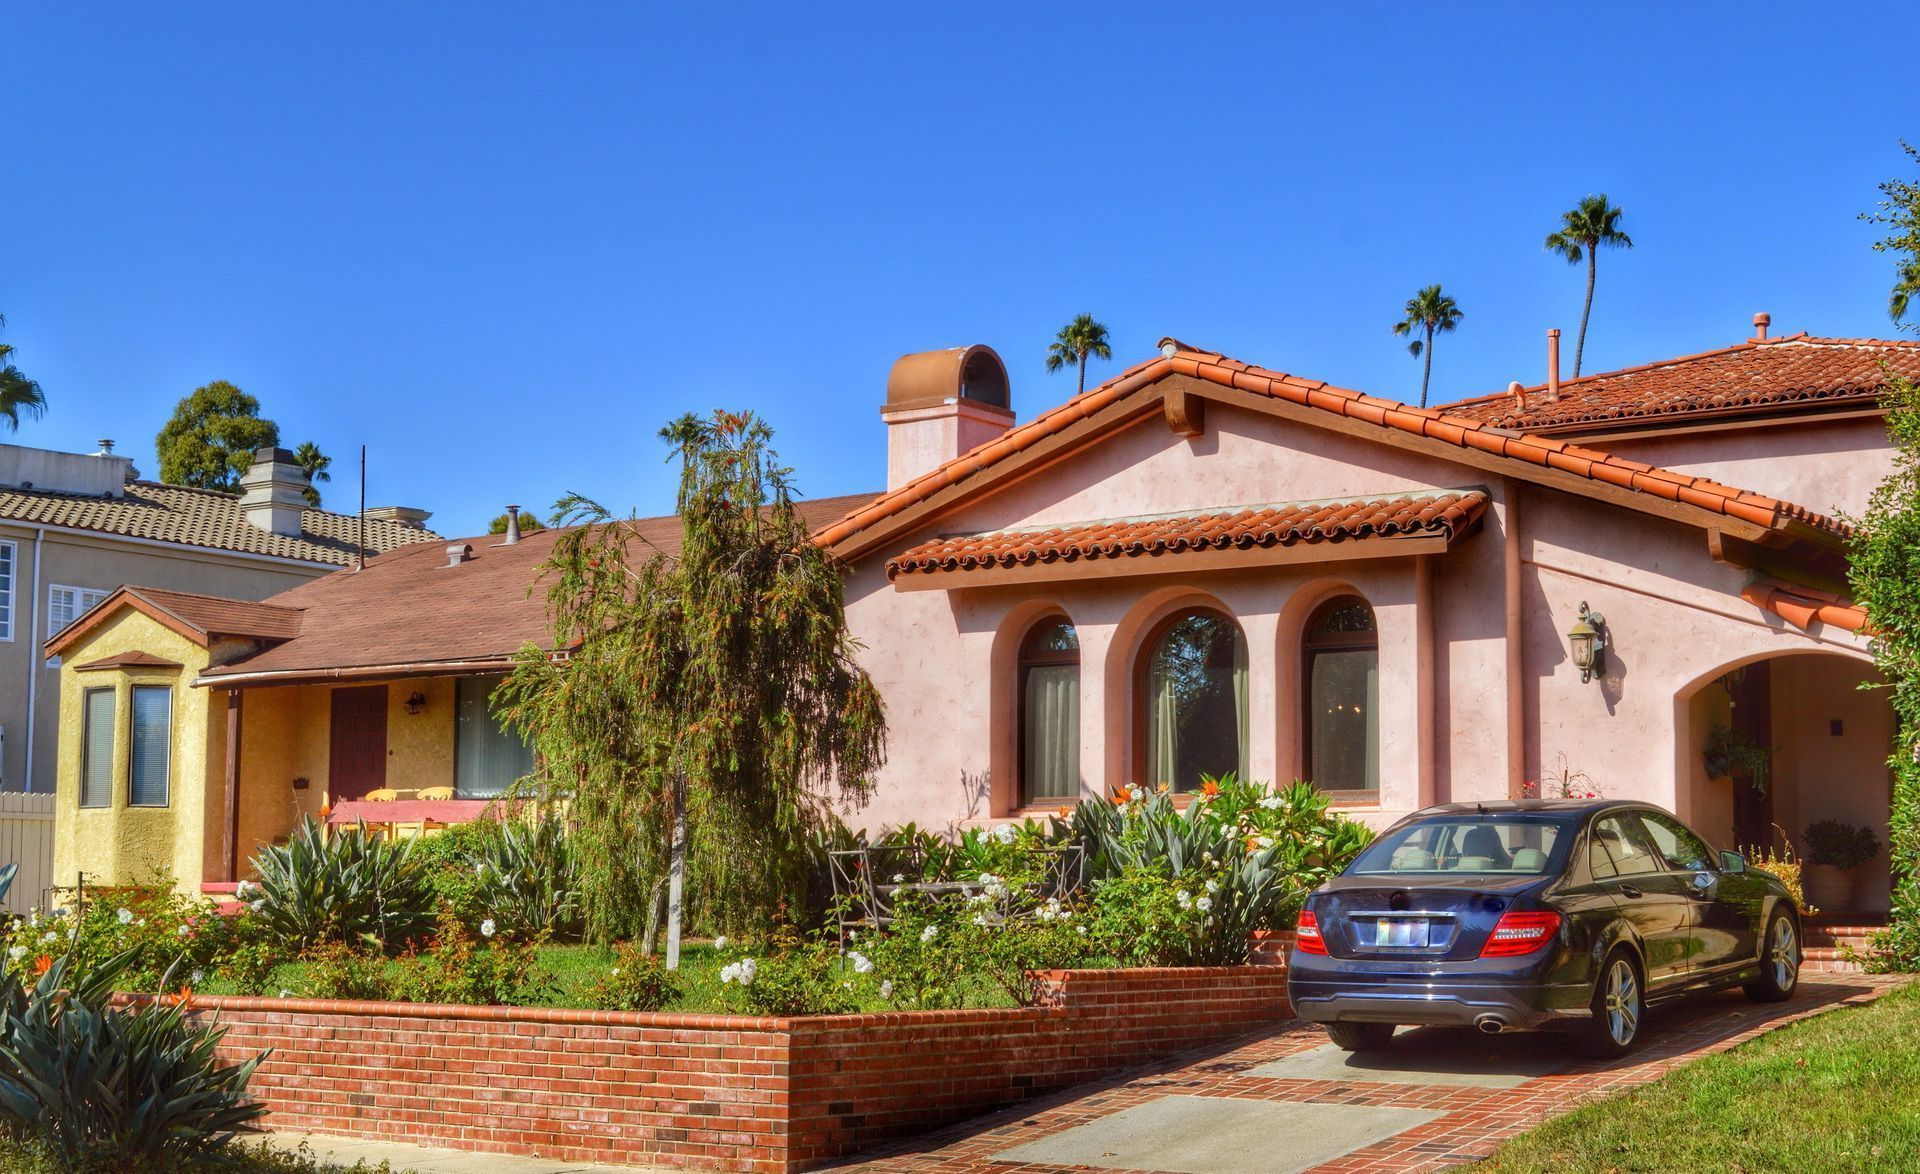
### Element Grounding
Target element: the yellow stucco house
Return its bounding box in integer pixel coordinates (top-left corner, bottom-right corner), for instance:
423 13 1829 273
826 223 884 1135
45 496 871 896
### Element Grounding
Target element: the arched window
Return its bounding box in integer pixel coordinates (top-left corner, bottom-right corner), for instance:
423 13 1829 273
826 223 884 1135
1304 596 1378 794
1141 609 1248 792
1019 619 1080 805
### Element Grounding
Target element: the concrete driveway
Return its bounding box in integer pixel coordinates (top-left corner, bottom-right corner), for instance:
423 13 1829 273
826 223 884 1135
850 976 1902 1174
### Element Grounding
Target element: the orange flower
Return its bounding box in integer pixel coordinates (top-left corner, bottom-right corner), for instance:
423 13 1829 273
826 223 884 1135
1200 779 1221 799
31 956 51 977
317 803 333 820
163 985 194 1009
1055 806 1073 820
1112 786 1134 805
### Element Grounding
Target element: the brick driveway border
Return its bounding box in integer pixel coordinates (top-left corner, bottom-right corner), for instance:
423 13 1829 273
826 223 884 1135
845 975 1909 1173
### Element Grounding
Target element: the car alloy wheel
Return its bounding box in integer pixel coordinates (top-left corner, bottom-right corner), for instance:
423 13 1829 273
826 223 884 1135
1602 956 1640 1048
1769 917 1798 991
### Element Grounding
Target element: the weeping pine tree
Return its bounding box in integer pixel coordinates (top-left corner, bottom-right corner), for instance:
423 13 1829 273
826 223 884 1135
495 410 886 959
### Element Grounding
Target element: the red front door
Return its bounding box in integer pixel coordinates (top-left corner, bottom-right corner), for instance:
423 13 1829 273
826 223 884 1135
329 686 389 802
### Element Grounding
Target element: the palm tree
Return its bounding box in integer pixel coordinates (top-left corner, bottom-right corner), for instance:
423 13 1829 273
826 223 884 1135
1044 314 1113 394
1545 195 1634 377
1390 285 1464 407
1891 256 1920 330
0 315 48 433
293 441 331 507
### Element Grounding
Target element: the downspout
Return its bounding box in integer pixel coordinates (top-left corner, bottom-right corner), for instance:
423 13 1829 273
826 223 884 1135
1415 553 1436 807
1504 482 1525 798
22 527 45 793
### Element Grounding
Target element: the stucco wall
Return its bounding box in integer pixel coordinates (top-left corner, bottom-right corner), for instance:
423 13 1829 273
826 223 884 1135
0 521 327 795
841 398 1883 842
51 612 214 893
1596 416 1890 521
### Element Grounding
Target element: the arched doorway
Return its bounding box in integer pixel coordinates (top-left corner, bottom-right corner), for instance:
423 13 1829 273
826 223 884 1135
1680 651 1893 913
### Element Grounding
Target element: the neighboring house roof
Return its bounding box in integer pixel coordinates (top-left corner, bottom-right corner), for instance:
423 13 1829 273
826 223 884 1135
44 584 306 659
191 492 880 685
888 492 1488 585
0 479 440 565
1439 335 1920 434
815 340 1853 564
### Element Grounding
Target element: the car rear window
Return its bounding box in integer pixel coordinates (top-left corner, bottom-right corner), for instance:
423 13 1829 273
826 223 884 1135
1348 816 1567 876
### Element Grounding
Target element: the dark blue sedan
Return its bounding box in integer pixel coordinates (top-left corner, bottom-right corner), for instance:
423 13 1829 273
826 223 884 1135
1287 800 1802 1057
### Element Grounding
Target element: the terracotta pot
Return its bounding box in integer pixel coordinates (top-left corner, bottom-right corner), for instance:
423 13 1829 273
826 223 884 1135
1803 862 1856 912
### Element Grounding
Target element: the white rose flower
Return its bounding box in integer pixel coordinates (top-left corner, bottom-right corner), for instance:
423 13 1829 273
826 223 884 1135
919 925 938 944
6 946 23 962
879 979 894 999
891 873 905 884
1195 896 1213 913
191 968 206 985
1259 796 1283 810
234 880 254 899
278 989 294 998
116 908 134 925
177 924 192 937
737 958 756 986
250 899 266 912
1205 879 1220 894
713 935 728 950
480 919 497 938
611 968 621 977
849 951 873 974
1076 924 1088 935
40 932 55 944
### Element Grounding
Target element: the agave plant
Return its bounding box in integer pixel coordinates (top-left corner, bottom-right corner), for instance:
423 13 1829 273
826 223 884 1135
472 810 581 939
250 816 436 950
0 951 267 1168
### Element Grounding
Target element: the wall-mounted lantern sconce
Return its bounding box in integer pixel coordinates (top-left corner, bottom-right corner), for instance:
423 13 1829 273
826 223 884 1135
405 691 427 715
1568 602 1608 684
291 775 310 791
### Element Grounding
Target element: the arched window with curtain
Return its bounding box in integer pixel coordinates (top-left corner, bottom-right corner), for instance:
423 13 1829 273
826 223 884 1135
1304 595 1379 795
1141 609 1248 792
1019 618 1081 805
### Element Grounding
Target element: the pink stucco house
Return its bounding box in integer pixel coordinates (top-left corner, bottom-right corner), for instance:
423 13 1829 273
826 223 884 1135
48 318 1919 914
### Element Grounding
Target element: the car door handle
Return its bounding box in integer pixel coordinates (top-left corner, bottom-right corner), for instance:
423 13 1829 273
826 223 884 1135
1619 885 1643 899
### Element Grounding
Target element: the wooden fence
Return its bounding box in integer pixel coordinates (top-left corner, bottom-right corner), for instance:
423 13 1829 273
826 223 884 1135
0 792 56 915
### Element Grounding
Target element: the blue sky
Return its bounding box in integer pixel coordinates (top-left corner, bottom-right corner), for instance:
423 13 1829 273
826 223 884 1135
4 4 1914 534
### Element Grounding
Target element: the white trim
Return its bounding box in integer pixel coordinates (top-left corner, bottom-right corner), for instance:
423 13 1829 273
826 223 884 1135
46 582 111 644
0 538 15 641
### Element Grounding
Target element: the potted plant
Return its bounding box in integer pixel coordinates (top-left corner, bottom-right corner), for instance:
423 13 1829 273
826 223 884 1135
1801 820 1881 912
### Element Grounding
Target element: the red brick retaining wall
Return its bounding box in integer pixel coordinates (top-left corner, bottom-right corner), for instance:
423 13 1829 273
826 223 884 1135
179 966 1288 1172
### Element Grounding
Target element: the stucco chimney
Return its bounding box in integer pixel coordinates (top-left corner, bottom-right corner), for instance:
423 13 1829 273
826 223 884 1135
364 505 433 530
881 345 1015 490
1546 329 1562 402
1752 311 1771 341
238 447 309 536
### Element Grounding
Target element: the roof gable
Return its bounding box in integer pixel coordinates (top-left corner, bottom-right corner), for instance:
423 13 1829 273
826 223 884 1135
44 584 305 659
816 341 1851 565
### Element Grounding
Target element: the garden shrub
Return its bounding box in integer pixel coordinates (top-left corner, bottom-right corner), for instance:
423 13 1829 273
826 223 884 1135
470 808 581 940
585 943 681 1012
1744 843 1814 915
299 942 393 1002
250 817 437 951
716 925 856 1016
391 912 552 1007
0 951 267 1170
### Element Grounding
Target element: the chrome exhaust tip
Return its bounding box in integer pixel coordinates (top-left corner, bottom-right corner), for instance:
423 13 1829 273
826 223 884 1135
1475 1016 1505 1035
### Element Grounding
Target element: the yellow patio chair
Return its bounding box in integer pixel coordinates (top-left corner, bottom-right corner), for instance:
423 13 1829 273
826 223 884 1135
364 788 399 802
416 786 455 801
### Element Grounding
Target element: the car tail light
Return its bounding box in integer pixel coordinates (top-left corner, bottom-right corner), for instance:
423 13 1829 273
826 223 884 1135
1295 909 1328 955
1479 910 1563 957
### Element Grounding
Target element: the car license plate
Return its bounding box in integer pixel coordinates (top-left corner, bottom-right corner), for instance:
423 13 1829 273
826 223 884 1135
1373 918 1428 947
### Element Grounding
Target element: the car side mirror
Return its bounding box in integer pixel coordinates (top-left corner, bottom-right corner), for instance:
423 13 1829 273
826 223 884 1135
1719 850 1747 874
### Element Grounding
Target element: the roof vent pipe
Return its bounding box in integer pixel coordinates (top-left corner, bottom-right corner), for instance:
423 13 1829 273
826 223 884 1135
445 542 473 567
1753 311 1771 341
503 504 521 545
1509 380 1527 413
1546 329 1562 402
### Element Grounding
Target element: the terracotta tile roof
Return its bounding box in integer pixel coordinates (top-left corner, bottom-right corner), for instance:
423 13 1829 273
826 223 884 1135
0 479 440 565
1440 335 1920 433
72 650 185 672
1740 578 1868 635
814 341 1852 557
196 492 879 683
888 492 1488 581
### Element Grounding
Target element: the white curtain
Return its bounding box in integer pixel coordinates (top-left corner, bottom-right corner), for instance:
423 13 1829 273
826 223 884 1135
1022 665 1080 802
455 676 535 798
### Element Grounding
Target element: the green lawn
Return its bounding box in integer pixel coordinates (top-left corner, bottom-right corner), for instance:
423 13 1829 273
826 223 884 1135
1471 980 1920 1173
194 942 1017 1014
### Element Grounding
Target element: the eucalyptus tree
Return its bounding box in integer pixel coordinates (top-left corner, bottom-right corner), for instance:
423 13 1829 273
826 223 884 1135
1045 313 1113 394
1390 285 1464 407
496 410 886 963
1545 194 1634 376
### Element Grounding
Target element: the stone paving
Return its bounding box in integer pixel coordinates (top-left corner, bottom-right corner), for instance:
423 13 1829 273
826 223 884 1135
847 975 1908 1174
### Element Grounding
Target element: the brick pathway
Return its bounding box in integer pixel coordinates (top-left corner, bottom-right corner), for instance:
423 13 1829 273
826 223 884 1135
847 975 1908 1173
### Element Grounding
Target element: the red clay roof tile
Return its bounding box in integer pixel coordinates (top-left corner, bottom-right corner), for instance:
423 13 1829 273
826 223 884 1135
1441 335 1920 432
886 492 1489 581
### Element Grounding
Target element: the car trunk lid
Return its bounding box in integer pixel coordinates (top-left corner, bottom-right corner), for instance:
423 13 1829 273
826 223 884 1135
1314 875 1546 961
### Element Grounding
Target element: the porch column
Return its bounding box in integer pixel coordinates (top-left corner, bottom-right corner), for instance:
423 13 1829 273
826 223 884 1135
223 689 242 882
